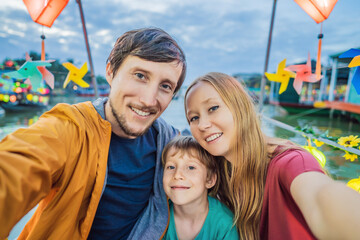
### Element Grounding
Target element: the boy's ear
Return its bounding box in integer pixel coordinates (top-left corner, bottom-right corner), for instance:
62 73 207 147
105 63 113 86
206 174 217 189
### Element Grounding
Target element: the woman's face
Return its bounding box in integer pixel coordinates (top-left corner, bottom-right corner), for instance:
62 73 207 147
185 81 235 162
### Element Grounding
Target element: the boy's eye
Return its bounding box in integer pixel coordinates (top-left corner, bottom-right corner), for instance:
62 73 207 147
189 116 199 122
209 106 219 112
135 73 145 79
166 165 175 170
188 166 195 170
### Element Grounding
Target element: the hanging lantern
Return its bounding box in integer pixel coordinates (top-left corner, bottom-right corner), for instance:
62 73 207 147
294 0 338 24
23 0 69 28
294 0 338 80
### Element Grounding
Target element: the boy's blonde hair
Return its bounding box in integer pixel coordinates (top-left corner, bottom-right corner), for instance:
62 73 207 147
162 135 220 194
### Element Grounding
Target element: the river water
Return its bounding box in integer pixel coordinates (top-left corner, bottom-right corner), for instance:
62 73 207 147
1 95 360 183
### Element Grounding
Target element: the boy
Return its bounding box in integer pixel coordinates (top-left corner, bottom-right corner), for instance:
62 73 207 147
162 136 239 239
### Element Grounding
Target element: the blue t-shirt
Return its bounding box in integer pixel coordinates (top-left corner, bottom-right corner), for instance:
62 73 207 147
88 126 157 239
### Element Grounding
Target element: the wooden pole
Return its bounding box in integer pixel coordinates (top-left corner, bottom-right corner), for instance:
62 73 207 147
259 0 277 111
76 0 99 98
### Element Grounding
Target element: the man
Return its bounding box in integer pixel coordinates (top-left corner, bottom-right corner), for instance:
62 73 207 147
0 28 186 240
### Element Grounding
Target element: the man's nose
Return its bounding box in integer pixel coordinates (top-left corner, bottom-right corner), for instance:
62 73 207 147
139 85 157 107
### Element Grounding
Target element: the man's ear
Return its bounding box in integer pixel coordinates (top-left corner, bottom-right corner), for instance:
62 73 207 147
105 63 113 86
206 173 217 189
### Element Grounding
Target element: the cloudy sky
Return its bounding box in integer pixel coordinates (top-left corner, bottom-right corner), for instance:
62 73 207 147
1 0 359 86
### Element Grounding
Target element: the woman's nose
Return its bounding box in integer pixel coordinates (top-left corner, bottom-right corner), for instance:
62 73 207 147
198 116 211 131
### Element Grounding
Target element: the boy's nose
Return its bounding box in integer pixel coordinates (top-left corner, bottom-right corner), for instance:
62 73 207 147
174 168 184 180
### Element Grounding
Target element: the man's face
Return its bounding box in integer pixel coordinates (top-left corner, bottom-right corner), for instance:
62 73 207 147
105 55 183 138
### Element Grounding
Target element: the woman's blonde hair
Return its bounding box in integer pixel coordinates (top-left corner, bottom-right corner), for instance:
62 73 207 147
184 72 271 239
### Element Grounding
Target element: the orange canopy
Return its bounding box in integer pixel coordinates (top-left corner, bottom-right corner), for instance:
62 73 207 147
294 0 338 23
23 0 69 27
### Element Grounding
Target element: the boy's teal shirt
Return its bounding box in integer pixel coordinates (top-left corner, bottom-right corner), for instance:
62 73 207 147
163 196 239 240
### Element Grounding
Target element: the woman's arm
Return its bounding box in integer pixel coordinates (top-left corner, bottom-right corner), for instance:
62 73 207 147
291 171 360 239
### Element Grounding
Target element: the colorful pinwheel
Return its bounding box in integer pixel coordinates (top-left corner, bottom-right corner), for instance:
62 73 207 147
62 62 89 88
25 52 55 89
3 60 52 92
339 48 360 95
265 59 296 94
286 53 320 94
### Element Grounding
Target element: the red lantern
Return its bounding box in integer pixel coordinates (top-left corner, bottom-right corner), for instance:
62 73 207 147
294 0 338 24
294 0 338 79
23 0 69 28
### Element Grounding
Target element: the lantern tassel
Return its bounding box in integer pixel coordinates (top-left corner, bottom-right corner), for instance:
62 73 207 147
316 23 323 80
41 34 46 61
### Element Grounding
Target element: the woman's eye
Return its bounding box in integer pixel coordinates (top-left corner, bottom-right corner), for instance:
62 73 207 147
135 73 145 79
209 106 219 112
189 116 199 122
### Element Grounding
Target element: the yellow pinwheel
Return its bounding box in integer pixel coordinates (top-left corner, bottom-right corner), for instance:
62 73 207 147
339 49 360 94
349 55 360 68
62 62 89 88
265 59 296 94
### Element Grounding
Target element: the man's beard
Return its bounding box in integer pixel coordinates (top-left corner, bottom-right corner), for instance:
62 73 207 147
109 99 151 137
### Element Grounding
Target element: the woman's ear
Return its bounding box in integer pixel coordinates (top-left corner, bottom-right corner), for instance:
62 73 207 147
206 173 217 189
105 63 113 86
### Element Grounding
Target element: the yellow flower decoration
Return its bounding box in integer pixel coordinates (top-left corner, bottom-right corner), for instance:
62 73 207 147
313 139 324 147
347 177 360 193
338 135 360 148
343 151 358 162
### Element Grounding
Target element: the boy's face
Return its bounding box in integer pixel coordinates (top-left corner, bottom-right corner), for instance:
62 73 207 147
105 55 182 138
163 149 216 207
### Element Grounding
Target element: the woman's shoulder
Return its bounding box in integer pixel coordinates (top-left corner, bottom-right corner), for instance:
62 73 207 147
267 148 324 189
270 148 320 169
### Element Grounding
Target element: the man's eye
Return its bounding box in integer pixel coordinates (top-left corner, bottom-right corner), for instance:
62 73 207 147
161 83 172 92
135 73 145 79
209 106 219 112
189 116 199 122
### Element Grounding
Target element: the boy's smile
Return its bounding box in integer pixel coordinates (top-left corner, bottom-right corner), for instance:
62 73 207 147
163 149 215 207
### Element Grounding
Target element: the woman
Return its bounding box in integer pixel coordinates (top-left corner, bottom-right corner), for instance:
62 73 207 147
184 72 360 240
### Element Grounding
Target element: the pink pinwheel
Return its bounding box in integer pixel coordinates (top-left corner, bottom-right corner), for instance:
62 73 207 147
286 53 321 94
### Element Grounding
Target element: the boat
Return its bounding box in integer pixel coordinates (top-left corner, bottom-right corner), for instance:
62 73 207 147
0 92 50 112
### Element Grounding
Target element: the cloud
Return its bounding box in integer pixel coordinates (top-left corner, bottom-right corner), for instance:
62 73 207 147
0 2 27 11
1 0 360 81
